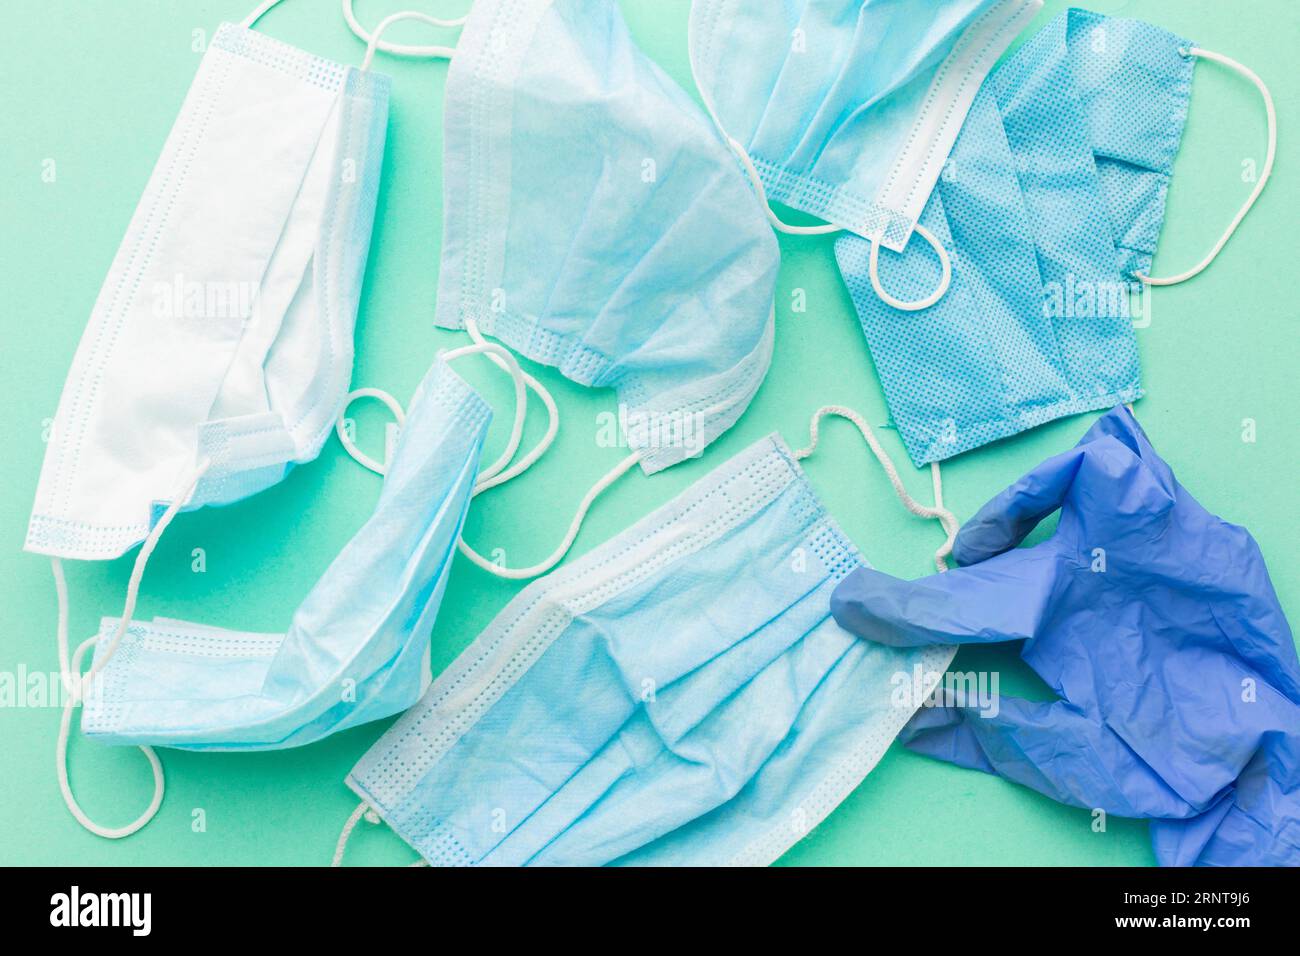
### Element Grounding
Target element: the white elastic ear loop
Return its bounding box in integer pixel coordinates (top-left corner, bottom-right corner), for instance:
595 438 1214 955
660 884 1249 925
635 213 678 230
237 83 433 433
727 135 843 237
57 634 164 840
242 0 284 27
1137 48 1276 286
335 343 530 488
77 461 210 695
332 801 376 866
440 341 529 492
462 317 560 492
869 225 953 311
336 388 407 476
346 1 468 68
51 459 207 839
793 406 959 572
451 323 630 580
456 451 641 580
332 800 428 867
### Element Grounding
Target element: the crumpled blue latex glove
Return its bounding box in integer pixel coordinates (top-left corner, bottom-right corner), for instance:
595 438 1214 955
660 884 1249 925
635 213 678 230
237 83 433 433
831 407 1300 866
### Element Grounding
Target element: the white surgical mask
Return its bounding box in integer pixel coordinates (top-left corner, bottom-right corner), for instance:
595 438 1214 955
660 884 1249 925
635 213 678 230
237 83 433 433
29 4 390 561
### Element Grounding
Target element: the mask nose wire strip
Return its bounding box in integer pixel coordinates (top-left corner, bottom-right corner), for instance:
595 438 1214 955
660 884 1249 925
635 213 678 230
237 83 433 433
52 458 209 839
1136 47 1276 286
793 405 958 572
345 1 469 66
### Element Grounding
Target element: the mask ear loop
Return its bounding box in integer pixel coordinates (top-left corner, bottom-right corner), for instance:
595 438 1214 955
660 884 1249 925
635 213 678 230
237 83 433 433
52 459 209 839
461 317 560 492
868 224 953 311
345 1 469 67
335 388 408 476
242 0 285 27
793 406 959 572
332 800 428 867
333 337 582 579
447 321 639 581
335 341 530 489
1136 47 1276 286
456 450 641 580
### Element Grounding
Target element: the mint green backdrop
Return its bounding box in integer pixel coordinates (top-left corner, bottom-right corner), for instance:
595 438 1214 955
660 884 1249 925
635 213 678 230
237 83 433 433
1 0 1295 866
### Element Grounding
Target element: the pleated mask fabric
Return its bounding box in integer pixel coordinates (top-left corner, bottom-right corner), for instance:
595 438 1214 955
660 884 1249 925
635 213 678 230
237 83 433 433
27 22 390 560
432 0 781 476
688 0 1041 249
345 435 952 866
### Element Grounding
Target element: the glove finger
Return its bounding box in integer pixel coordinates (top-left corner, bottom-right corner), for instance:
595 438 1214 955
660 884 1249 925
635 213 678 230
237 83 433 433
952 445 1086 565
831 548 1058 647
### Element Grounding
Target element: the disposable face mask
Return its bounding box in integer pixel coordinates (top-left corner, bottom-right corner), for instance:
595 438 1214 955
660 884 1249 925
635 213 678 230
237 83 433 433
690 0 1041 307
836 9 1277 465
58 339 534 837
77 348 516 750
28 2 390 562
346 1 1027 583
341 0 780 581
333 432 956 867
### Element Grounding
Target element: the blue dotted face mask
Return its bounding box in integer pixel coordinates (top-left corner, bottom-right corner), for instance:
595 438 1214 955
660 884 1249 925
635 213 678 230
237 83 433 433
837 8 1276 466
337 436 953 867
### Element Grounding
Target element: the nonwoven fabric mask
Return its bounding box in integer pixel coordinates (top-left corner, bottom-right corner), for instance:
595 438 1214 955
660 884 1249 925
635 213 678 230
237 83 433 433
29 0 391 562
689 0 1043 309
333 430 956 867
835 8 1277 465
341 0 782 582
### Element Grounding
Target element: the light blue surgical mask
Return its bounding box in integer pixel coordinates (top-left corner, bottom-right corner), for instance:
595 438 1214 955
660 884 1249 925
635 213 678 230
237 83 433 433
77 353 495 751
335 433 955 867
689 0 1040 265
347 0 1019 583
61 337 538 837
434 0 779 471
836 9 1276 466
330 0 781 581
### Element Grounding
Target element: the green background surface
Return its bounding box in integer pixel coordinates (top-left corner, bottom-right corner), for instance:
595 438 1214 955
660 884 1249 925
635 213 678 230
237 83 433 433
1 0 1295 866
